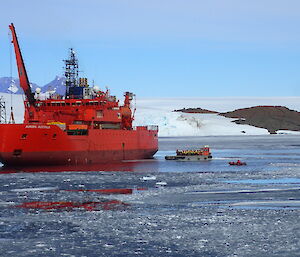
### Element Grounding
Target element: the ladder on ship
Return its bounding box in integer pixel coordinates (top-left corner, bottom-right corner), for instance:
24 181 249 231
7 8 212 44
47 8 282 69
0 96 6 123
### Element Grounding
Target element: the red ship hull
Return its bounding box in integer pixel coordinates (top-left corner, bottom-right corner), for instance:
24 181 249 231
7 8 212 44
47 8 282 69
0 124 158 166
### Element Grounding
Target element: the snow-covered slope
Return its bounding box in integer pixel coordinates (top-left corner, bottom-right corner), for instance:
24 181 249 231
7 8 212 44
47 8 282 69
136 112 269 136
2 93 300 137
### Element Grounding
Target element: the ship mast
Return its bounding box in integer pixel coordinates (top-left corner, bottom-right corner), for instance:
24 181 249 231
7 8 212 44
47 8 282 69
64 48 79 98
9 23 36 107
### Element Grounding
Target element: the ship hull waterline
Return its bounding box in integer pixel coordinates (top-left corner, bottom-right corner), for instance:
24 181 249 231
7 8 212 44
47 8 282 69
0 124 158 166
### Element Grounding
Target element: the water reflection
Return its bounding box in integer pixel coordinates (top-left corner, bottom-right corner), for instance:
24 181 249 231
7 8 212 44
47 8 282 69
16 199 129 211
12 187 147 211
0 160 159 173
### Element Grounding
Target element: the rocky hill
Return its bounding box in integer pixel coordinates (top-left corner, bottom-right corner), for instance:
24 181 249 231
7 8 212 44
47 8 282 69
220 106 300 134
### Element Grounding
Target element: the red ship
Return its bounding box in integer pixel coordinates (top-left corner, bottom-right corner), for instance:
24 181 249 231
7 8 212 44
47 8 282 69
0 24 158 166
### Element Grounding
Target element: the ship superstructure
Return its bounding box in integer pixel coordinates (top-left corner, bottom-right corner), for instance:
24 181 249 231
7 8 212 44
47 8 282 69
0 24 158 166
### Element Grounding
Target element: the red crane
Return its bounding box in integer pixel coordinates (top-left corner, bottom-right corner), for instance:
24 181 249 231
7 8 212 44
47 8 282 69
9 23 36 108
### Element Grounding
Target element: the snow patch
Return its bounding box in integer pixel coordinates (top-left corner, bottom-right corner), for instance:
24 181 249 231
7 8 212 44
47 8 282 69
7 84 18 93
277 130 300 135
134 107 268 136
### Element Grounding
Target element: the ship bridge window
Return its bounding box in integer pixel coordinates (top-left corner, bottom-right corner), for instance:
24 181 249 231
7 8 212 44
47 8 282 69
76 102 81 106
57 103 60 106
73 120 84 124
47 103 50 106
72 103 75 106
96 110 103 118
62 103 65 106
66 102 70 106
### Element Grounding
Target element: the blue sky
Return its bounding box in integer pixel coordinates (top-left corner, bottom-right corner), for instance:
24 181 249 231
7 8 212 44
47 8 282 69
1 0 300 97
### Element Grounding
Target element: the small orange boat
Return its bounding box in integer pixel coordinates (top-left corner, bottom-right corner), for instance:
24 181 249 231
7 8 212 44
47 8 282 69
228 160 247 166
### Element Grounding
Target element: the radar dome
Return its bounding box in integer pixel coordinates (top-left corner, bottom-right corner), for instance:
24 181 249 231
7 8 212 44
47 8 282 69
93 86 100 92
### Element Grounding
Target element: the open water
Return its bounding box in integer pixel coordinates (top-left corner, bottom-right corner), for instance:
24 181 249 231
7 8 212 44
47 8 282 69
0 135 300 257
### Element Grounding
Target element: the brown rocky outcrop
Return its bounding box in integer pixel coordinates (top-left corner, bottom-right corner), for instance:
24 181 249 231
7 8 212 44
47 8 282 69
174 107 218 114
220 106 300 134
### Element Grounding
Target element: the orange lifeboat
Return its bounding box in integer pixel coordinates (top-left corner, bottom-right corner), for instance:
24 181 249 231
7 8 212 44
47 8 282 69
228 160 247 166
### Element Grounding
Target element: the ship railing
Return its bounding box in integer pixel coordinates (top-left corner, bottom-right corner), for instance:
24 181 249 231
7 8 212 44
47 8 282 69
133 125 158 131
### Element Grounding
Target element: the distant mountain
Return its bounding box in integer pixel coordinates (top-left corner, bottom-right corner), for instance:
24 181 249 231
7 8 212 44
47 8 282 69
0 76 66 95
0 77 39 94
41 76 66 95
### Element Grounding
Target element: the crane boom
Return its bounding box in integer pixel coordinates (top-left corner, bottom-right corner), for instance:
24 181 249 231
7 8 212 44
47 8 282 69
9 23 35 106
